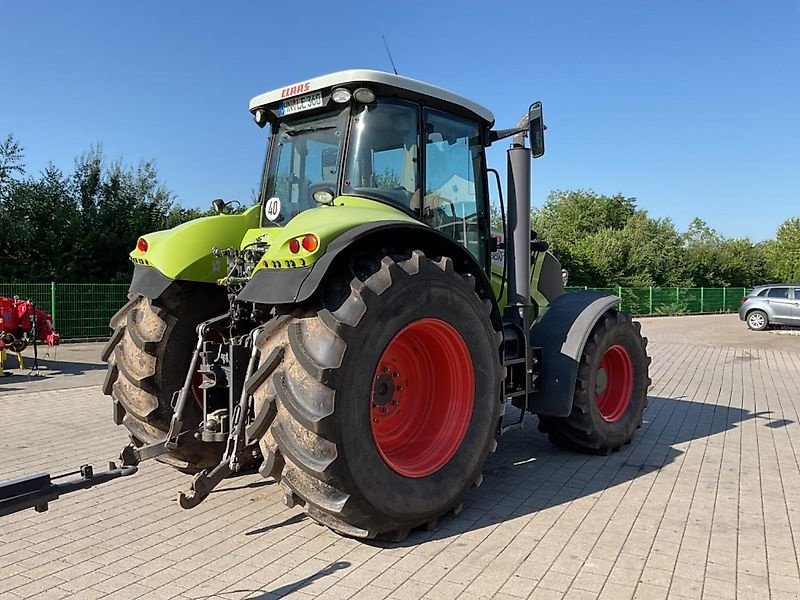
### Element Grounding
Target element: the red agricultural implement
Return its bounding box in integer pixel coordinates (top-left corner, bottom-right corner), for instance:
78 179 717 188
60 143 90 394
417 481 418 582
0 295 60 354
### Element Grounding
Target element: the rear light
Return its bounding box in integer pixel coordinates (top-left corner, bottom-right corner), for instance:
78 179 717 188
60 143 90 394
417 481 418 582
741 297 747 304
301 234 319 252
288 235 318 254
137 238 148 252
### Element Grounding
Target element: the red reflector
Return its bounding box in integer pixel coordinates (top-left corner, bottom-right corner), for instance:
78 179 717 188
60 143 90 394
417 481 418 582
288 239 301 254
302 234 319 252
137 238 148 252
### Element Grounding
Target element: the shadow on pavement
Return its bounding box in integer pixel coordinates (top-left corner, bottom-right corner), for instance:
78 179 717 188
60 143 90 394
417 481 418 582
0 353 106 394
220 560 350 599
0 358 105 379
372 395 789 547
245 513 307 536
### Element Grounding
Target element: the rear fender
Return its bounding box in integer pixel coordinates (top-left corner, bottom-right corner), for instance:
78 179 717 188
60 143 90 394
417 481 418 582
129 205 261 283
528 291 621 417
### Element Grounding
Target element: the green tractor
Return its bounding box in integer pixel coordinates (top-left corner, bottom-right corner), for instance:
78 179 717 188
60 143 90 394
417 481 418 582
100 70 650 540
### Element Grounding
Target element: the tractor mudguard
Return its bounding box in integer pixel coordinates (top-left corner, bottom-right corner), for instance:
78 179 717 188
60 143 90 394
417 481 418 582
237 221 497 315
129 205 261 284
528 291 621 417
129 265 174 299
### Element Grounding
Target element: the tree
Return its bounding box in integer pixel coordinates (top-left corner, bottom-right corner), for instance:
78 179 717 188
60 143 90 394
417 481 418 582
533 189 636 246
0 135 25 190
528 190 770 288
766 218 800 283
682 218 768 286
0 136 203 282
532 189 684 287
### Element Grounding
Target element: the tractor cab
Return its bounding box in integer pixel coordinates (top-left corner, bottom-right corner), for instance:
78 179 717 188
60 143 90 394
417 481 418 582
249 70 495 264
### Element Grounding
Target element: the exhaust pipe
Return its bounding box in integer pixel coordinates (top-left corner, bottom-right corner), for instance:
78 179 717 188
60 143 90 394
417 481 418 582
505 115 531 317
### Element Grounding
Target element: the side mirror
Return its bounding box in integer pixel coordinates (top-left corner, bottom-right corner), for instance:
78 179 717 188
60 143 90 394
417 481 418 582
528 101 545 158
211 198 227 214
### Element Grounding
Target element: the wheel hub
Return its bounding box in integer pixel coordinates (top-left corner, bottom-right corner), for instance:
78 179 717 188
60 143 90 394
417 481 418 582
372 373 395 407
370 318 474 478
595 344 634 422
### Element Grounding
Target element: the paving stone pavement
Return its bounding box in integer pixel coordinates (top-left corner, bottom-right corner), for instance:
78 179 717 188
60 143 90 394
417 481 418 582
1 333 800 599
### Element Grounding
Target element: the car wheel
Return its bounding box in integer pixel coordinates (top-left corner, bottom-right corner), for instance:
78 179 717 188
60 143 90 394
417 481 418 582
746 310 768 331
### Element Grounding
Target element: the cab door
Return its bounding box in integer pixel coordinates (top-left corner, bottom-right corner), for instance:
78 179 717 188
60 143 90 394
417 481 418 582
421 109 489 269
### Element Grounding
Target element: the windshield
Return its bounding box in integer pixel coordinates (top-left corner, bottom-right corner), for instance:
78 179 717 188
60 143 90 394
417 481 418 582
261 108 348 225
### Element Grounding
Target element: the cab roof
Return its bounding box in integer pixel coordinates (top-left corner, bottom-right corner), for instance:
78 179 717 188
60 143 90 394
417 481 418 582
249 69 495 126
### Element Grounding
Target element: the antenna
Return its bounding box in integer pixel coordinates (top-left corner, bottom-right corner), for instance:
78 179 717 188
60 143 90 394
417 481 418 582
382 35 399 75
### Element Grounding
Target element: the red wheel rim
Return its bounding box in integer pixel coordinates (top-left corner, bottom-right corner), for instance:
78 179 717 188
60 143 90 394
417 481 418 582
370 318 474 478
595 344 634 422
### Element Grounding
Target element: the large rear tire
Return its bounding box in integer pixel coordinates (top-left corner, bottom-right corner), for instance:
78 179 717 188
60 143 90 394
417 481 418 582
537 310 650 454
252 250 503 539
102 282 228 473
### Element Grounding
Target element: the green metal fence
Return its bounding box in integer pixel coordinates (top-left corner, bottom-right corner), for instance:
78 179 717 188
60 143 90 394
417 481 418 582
565 286 749 316
0 282 750 341
1 282 129 340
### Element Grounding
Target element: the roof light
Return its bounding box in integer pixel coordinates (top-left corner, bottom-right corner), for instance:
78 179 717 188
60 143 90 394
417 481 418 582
288 239 301 254
331 88 352 103
137 238 148 253
353 87 375 103
302 234 319 252
253 108 268 128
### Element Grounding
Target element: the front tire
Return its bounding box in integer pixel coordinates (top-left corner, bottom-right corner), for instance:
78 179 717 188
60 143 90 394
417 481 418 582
538 311 650 454
252 250 503 539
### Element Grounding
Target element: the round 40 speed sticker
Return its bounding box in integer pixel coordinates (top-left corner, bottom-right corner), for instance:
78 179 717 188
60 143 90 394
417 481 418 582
265 197 281 221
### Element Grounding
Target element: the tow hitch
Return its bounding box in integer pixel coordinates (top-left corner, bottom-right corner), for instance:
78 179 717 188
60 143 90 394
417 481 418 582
1 316 279 519
0 463 137 518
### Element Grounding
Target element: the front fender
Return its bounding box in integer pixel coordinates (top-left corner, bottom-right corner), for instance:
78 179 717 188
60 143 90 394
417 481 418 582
130 205 261 282
528 291 621 417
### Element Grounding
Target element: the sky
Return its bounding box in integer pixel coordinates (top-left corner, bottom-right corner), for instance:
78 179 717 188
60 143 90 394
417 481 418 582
1 1 798 241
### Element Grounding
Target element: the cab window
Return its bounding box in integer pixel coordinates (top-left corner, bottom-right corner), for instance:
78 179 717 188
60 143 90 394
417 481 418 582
422 109 485 262
344 100 419 209
263 108 347 225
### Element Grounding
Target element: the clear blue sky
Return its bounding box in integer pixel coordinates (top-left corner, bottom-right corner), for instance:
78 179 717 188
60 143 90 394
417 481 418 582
2 1 798 241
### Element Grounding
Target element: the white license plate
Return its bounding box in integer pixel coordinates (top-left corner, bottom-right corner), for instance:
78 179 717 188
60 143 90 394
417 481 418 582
279 91 323 116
